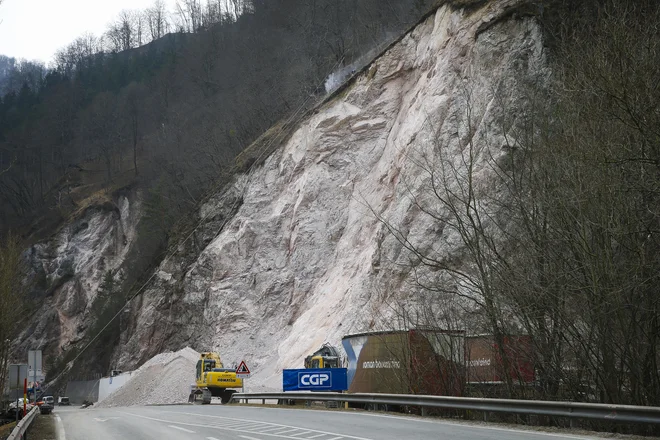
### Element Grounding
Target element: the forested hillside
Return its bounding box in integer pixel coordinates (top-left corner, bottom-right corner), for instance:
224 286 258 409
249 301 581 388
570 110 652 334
0 0 434 240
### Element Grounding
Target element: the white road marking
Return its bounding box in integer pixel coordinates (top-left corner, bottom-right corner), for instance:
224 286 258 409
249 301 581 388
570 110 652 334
55 414 66 440
307 435 327 439
252 427 293 433
303 409 603 440
207 438 221 440
207 421 251 427
93 417 119 422
225 422 265 429
127 411 373 440
219 423 267 431
174 412 371 439
169 425 196 433
271 429 301 435
289 432 313 437
240 436 263 440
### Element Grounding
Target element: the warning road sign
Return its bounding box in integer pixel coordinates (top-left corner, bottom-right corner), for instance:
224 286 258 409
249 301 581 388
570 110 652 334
236 360 251 377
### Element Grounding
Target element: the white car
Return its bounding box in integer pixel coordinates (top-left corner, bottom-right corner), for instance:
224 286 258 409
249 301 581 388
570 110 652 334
9 397 32 409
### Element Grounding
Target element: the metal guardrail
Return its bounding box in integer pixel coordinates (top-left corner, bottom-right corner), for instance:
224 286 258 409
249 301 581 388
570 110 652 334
7 406 38 440
230 392 660 424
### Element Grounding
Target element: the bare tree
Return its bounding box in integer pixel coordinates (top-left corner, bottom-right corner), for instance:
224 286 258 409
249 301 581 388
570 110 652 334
146 0 170 41
81 92 121 183
372 0 660 406
0 234 24 396
122 83 147 177
365 87 521 398
134 11 146 46
55 32 102 74
106 10 140 52
226 0 247 18
174 0 203 33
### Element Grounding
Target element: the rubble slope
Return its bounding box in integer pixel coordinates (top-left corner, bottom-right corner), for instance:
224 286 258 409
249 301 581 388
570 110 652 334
97 347 199 407
117 1 546 391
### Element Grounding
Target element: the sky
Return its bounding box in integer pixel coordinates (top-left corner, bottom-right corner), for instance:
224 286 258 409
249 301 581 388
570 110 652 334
0 0 176 65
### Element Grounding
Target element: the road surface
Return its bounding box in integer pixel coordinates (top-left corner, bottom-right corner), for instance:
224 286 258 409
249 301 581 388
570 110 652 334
53 404 608 440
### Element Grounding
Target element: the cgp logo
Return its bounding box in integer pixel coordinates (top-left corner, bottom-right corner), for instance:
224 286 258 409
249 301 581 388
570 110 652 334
298 372 332 388
284 368 347 391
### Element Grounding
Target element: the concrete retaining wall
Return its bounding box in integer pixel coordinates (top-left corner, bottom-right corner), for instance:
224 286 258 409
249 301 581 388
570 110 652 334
65 380 99 404
98 372 132 402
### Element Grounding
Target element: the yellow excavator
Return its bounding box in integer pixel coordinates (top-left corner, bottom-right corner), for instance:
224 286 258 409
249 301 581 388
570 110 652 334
304 343 341 369
189 352 242 404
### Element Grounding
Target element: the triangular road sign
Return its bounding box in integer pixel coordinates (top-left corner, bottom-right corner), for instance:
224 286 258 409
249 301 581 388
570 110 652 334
236 360 251 375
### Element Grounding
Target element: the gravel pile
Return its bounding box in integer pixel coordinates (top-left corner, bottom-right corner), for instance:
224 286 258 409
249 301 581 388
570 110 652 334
97 347 199 407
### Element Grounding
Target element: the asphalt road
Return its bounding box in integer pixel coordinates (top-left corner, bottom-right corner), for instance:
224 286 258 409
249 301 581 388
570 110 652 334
53 404 609 440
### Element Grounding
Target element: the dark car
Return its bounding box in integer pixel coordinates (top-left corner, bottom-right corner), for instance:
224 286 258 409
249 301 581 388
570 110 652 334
39 403 54 415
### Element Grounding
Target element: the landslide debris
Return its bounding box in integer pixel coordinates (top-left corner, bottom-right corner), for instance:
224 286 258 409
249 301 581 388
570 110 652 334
96 347 199 407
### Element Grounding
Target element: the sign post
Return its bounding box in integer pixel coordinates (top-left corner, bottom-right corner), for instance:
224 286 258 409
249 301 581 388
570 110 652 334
23 378 27 417
28 349 42 402
236 360 251 400
9 364 28 422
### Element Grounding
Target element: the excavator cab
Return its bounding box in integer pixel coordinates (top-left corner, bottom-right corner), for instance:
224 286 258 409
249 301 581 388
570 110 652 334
196 358 219 380
304 343 341 369
308 356 340 369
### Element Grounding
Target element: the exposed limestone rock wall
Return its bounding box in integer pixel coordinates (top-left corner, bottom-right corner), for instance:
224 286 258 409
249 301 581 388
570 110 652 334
117 1 546 390
17 190 142 360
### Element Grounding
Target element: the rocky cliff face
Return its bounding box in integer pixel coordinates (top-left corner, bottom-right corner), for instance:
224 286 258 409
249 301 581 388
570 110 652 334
116 0 546 390
17 190 142 360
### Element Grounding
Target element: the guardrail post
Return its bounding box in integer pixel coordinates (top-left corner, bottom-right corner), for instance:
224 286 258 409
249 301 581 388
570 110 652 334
262 399 265 405
484 411 489 423
421 406 427 417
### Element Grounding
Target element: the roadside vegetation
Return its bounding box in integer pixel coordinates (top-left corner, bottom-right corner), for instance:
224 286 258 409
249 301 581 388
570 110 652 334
378 0 660 410
0 235 24 396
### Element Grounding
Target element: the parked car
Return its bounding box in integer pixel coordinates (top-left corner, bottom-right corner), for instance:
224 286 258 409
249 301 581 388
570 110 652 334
58 397 70 406
8 398 32 410
39 403 54 415
7 398 33 418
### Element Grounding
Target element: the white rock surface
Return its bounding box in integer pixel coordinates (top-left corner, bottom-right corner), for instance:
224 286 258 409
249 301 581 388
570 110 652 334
117 1 546 392
97 347 199 407
17 191 142 358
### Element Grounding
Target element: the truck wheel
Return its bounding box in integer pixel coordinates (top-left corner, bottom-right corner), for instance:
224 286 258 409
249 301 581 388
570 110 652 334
220 390 235 404
202 389 212 405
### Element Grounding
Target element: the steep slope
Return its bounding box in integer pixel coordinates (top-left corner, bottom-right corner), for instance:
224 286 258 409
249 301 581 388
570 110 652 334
117 0 546 390
17 189 142 361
